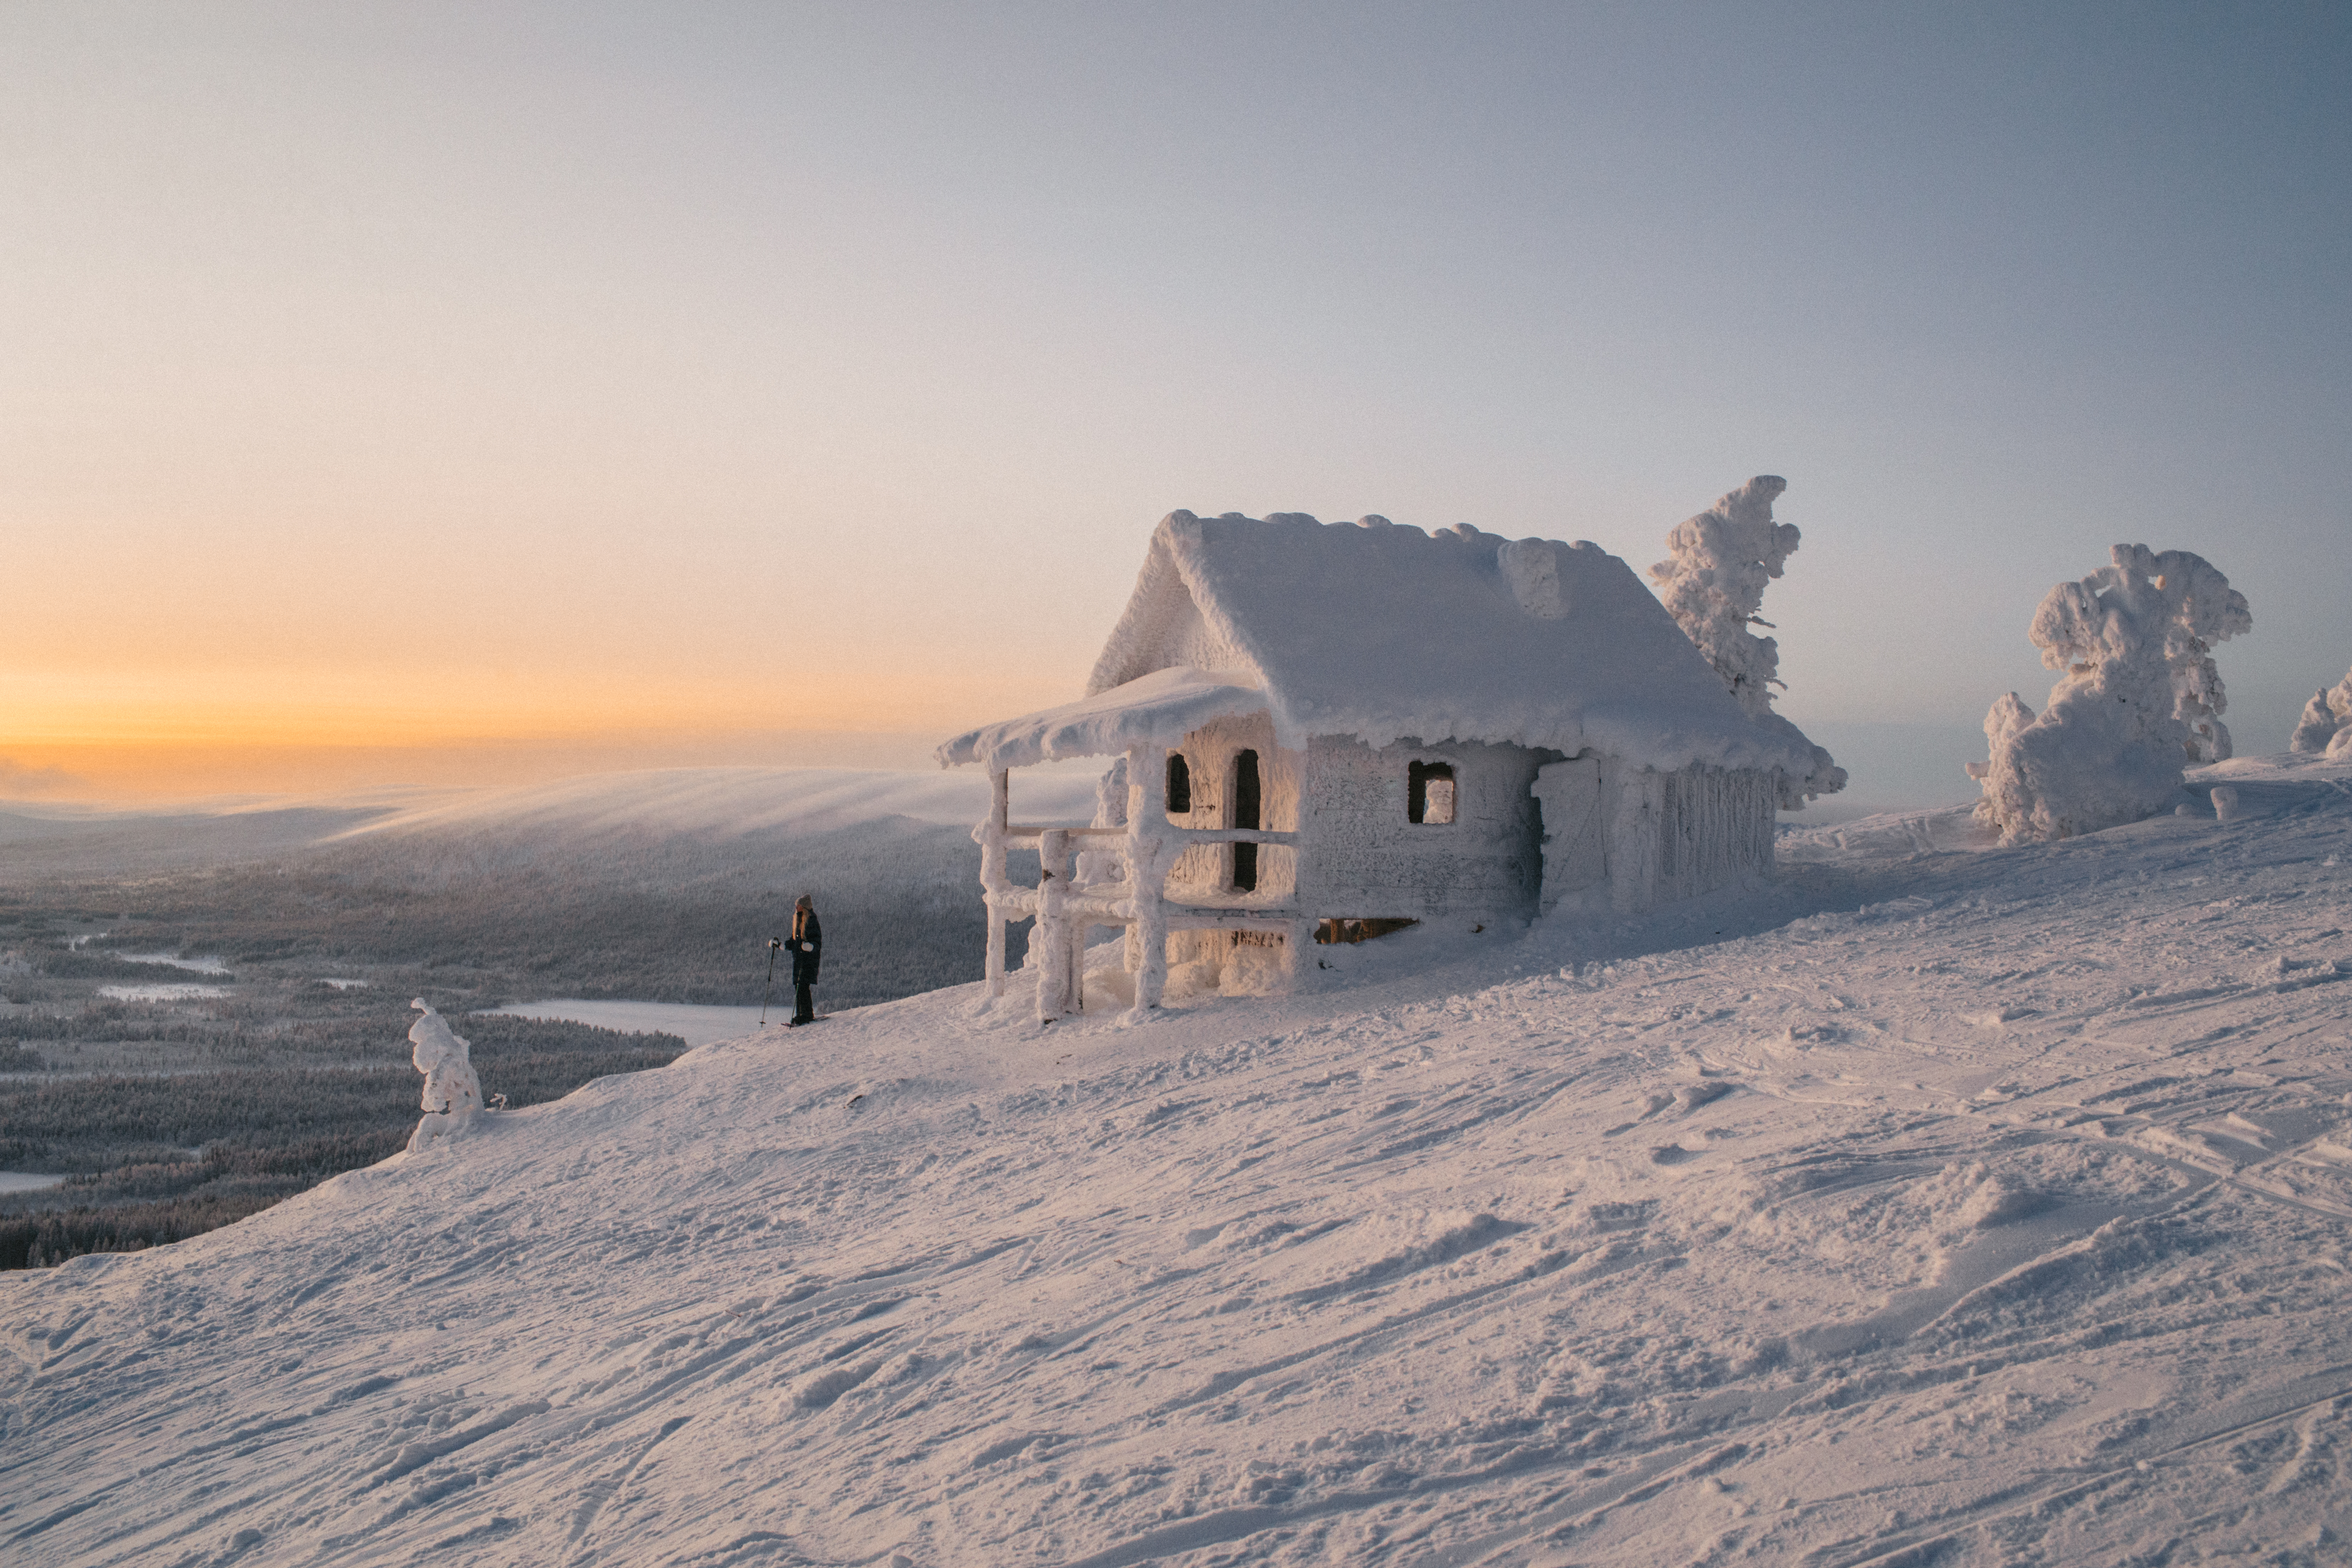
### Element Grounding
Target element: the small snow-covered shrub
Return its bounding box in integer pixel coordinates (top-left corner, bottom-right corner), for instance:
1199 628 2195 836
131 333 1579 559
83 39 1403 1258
1649 475 1846 805
1970 545 2250 844
2289 666 2352 755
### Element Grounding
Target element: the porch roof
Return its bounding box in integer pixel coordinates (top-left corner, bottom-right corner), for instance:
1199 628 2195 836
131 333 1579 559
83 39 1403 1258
934 665 1267 773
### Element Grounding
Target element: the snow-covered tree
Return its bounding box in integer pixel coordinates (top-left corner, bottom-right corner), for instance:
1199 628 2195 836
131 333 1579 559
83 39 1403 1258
2289 666 2352 756
1651 475 1846 806
1970 545 2250 844
1650 475 1802 718
405 999 483 1152
2132 545 2252 762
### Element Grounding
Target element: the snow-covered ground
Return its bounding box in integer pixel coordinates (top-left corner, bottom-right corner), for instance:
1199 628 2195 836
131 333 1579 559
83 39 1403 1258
7 754 2352 1567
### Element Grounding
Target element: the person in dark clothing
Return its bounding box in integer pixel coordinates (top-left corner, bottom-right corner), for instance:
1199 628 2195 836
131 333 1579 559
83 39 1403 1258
788 894 822 1026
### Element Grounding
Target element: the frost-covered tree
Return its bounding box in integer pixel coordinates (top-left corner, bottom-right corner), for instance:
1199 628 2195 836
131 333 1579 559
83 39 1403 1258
2136 545 2253 762
1970 545 2250 844
1650 475 1801 718
1650 475 1846 806
2289 667 2352 756
405 999 483 1152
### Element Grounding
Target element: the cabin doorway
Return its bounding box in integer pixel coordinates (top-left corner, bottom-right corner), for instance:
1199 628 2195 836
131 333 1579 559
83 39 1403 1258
1231 748 1261 891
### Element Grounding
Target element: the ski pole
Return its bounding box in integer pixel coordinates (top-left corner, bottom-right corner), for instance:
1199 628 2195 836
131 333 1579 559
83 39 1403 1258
760 936 782 1025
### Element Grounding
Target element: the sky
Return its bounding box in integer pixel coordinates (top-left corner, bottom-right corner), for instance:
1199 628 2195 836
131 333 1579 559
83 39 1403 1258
4 2 2347 804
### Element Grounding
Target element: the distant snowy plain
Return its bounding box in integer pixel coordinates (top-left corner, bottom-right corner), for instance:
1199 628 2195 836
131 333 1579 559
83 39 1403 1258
0 764 1113 1013
0 763 1108 884
6 755 2352 1566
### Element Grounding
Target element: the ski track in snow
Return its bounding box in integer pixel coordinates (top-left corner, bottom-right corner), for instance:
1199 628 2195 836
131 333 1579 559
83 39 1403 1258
7 757 2352 1567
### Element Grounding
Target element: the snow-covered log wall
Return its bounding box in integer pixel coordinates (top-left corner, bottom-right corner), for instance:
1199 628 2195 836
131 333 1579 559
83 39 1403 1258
1296 735 1544 922
1540 757 1773 917
1655 764 1777 904
1594 762 1776 915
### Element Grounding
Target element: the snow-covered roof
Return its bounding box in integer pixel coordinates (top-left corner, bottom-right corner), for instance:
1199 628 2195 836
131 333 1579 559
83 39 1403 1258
940 509 1833 779
936 666 1267 772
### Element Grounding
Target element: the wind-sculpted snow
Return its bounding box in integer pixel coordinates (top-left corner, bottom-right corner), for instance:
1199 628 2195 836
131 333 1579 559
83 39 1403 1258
6 754 2352 1565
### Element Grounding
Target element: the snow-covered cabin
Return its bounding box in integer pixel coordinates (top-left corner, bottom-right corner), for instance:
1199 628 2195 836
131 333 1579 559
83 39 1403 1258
937 510 1838 1019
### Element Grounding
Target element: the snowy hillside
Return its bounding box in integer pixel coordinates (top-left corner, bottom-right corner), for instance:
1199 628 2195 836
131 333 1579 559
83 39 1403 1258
7 754 2352 1566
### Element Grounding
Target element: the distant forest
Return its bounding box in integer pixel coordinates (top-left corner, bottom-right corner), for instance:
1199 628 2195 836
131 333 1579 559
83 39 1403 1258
26 815 1041 1009
0 1015 684 1270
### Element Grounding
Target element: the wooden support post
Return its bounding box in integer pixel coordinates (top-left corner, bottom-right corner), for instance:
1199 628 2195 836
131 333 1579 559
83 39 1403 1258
980 768 1010 997
1125 742 1170 1015
1283 917 1317 989
1037 827 1072 1022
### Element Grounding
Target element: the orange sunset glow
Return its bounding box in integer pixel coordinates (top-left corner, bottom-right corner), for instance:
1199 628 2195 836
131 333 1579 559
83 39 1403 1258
4 5 2346 809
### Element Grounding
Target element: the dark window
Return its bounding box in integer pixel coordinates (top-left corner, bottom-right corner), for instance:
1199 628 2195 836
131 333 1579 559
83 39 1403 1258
1232 748 1261 891
1166 752 1191 814
1408 760 1456 824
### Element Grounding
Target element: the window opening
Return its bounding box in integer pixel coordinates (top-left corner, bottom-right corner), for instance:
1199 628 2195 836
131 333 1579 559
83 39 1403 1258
1408 760 1456 824
1231 748 1261 891
1165 752 1191 815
